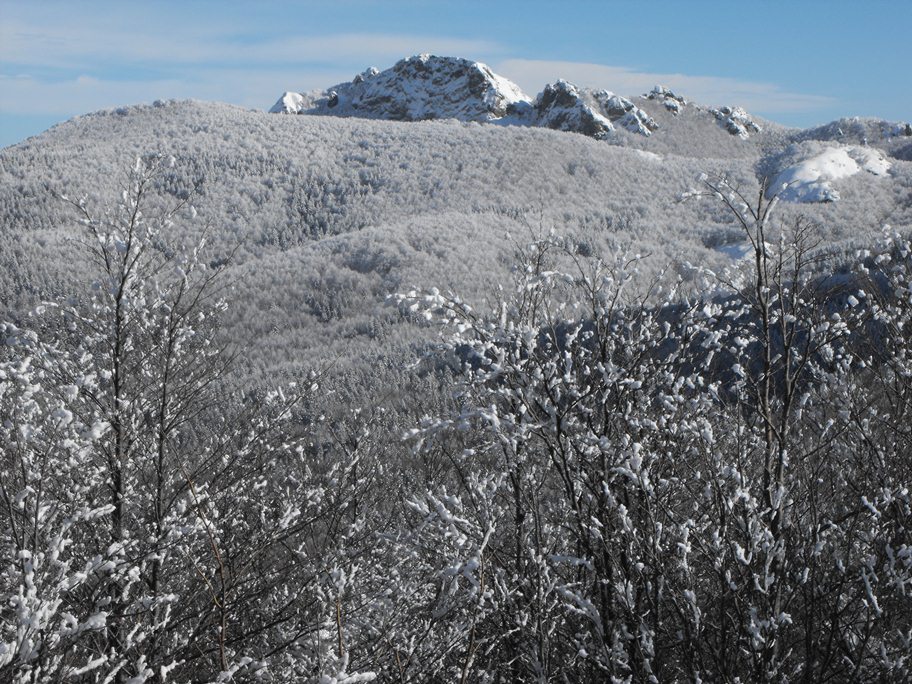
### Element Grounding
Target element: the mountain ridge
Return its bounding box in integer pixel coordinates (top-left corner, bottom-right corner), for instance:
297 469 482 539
270 54 770 142
1 61 910 375
2 96 910 379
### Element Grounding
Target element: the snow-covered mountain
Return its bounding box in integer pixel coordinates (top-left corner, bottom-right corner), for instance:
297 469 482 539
1 58 911 375
271 55 532 123
5 49 912 684
273 55 674 140
272 55 835 144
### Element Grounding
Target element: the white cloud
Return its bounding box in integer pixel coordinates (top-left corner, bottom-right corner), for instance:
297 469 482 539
241 34 500 65
495 59 835 114
0 11 503 118
0 2 832 127
0 57 836 125
0 74 194 116
0 5 504 120
0 67 356 116
0 12 499 70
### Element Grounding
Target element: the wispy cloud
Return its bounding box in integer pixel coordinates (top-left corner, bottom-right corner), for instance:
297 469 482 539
238 34 501 66
0 68 356 116
0 2 504 119
0 5 502 117
0 11 499 70
495 59 835 114
0 73 203 116
0 1 833 130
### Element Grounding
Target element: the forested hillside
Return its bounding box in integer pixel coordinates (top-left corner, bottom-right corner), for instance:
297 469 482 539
2 98 911 380
2 81 912 682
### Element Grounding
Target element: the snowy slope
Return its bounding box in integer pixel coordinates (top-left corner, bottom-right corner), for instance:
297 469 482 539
1 98 911 376
769 145 892 202
4 99 788 376
797 117 912 147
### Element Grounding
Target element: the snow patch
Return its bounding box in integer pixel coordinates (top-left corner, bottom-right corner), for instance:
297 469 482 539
715 242 753 260
633 149 662 162
270 92 306 115
770 145 891 203
851 146 892 175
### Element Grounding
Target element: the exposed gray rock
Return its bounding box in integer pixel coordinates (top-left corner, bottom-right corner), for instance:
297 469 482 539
531 81 660 139
533 80 615 139
591 90 657 135
645 85 688 115
711 105 761 139
270 54 531 123
272 55 660 141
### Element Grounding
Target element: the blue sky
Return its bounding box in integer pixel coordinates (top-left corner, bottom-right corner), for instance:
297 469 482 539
1 0 909 147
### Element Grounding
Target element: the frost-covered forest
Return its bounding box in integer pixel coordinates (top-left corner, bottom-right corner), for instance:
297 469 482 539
2 96 912 682
2 100 911 382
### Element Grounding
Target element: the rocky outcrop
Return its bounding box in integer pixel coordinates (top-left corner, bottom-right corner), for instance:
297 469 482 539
531 81 659 138
710 105 761 138
270 54 531 123
272 55 660 140
532 80 616 138
591 90 658 135
645 85 687 114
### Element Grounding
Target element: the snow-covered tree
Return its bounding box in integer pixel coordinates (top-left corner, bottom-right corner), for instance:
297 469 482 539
1 158 381 683
398 194 912 680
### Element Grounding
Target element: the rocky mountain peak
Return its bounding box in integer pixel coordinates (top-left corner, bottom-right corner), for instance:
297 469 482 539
270 54 531 122
271 56 771 143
